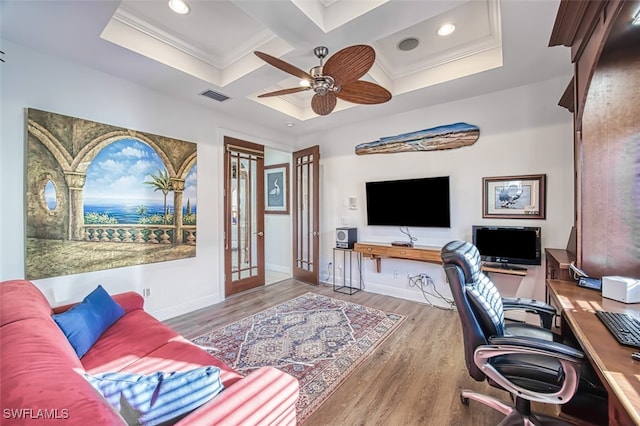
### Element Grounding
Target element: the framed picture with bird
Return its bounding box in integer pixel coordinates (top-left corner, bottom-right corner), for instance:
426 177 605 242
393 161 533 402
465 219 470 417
482 174 546 219
265 163 289 214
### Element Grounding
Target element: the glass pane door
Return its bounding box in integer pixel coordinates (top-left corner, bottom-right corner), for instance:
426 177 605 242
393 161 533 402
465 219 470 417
224 138 264 295
293 146 319 284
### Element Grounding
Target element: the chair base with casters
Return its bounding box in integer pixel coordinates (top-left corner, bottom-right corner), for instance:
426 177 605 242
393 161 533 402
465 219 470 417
440 240 607 426
460 391 571 426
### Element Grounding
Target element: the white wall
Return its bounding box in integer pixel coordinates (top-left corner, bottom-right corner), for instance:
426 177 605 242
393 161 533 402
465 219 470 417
0 40 295 319
0 39 575 317
299 76 575 307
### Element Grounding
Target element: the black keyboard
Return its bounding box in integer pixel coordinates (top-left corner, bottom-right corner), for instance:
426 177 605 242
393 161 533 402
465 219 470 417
595 311 640 349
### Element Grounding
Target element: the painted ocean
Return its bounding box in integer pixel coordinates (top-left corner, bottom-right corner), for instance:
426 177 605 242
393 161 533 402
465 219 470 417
84 202 197 224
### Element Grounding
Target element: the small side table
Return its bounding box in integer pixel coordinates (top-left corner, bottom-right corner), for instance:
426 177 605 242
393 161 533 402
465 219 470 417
332 248 363 295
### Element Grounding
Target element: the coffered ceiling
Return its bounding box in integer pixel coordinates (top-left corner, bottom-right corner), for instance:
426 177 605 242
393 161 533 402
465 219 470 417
0 0 571 137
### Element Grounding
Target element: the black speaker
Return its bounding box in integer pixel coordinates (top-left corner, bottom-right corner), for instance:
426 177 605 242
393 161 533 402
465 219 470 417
336 227 357 249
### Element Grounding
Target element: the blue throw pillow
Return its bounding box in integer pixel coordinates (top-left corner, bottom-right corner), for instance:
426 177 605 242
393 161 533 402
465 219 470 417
84 367 224 426
52 285 125 358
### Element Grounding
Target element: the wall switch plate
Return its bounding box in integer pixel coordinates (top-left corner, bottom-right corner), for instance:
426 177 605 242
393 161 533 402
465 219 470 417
341 216 348 225
348 196 357 210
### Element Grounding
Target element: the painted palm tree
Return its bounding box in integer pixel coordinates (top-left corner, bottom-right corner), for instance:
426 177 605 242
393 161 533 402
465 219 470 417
135 204 149 217
145 169 172 224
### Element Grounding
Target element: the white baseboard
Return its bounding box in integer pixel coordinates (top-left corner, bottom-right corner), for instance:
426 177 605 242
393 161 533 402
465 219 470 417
266 264 291 274
363 282 454 310
150 294 221 321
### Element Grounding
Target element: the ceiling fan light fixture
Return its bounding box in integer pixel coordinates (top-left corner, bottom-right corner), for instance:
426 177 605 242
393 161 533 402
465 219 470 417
437 23 456 36
168 0 190 15
309 65 323 78
313 46 329 62
254 44 391 116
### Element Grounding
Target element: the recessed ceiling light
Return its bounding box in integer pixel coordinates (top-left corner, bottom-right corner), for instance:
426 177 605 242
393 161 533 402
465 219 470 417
397 37 420 52
168 0 190 15
437 23 456 36
286 122 295 127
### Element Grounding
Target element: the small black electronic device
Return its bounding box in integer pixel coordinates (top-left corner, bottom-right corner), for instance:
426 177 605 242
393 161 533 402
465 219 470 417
391 241 413 247
570 262 602 291
336 227 357 249
578 277 602 291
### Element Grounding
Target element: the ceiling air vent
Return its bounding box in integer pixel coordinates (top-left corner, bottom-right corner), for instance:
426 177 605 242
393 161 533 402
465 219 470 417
200 89 230 102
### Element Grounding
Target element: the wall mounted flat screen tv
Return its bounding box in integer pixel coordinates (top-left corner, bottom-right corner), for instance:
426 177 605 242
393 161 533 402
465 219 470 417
472 225 541 266
366 176 450 228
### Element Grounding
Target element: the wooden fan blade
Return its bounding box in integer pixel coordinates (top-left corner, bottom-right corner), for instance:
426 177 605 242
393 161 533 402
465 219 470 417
323 45 375 86
336 80 392 104
257 87 310 98
311 93 337 116
254 51 313 81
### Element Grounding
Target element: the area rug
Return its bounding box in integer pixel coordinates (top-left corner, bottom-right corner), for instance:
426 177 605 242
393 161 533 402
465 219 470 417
191 292 405 423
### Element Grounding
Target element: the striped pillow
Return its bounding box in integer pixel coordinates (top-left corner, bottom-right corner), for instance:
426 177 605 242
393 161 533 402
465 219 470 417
85 367 223 426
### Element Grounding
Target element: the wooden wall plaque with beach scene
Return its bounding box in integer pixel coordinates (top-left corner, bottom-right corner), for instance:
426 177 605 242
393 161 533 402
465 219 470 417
355 122 479 155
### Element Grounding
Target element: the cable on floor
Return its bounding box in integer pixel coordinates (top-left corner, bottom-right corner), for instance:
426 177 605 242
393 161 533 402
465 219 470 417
408 273 455 310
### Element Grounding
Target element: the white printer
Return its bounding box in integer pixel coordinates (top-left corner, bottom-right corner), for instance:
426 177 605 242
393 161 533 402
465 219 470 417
602 276 640 304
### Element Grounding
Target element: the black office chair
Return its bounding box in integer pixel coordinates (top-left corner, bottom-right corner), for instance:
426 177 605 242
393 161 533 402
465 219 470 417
441 240 606 425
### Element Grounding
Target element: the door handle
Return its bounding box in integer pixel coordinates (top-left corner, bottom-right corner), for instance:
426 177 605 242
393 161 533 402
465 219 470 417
255 231 264 237
312 231 318 237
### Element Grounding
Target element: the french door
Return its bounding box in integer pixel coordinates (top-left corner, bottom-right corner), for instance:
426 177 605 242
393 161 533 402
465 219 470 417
223 137 265 296
292 146 320 285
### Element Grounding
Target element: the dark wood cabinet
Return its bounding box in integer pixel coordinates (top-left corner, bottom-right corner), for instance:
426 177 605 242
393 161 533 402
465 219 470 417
549 0 640 279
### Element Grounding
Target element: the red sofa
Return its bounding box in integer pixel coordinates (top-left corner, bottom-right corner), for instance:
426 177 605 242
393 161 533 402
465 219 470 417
0 280 299 425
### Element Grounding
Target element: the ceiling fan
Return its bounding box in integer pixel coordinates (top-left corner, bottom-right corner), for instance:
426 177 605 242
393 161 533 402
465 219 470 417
254 45 392 116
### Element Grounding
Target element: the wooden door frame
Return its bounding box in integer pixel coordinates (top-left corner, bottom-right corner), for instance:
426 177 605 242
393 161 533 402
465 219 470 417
292 145 320 285
223 136 265 296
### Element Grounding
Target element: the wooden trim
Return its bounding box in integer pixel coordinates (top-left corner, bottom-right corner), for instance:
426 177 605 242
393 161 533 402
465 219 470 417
354 242 527 276
292 145 320 285
548 0 591 47
223 137 265 296
224 136 265 157
558 78 575 112
480 265 527 276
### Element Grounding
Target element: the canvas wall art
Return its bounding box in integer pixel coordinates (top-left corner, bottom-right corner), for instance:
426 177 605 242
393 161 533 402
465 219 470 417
25 108 197 280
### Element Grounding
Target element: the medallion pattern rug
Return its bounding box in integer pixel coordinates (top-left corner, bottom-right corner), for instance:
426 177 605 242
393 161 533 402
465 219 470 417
191 292 405 422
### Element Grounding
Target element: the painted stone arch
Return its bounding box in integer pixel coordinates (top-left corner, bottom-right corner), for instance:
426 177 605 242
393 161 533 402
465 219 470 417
72 131 176 176
25 108 198 280
25 124 71 240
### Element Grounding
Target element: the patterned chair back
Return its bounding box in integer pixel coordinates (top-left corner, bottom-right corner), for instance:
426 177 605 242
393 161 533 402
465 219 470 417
441 240 506 381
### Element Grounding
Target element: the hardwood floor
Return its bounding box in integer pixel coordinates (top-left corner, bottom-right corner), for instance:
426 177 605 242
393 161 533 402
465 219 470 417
164 279 553 425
